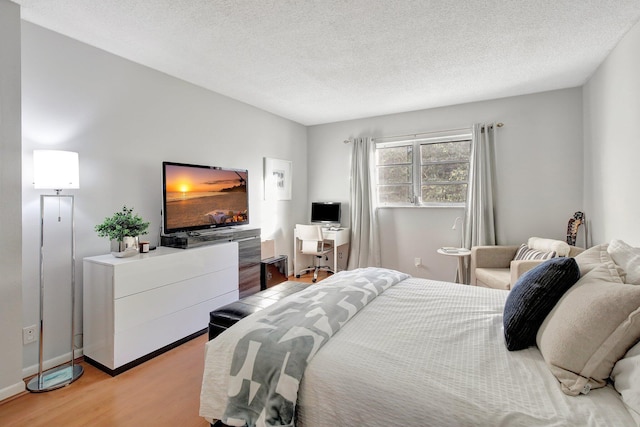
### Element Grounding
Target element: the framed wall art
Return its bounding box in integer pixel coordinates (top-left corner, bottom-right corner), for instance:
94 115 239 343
264 157 292 200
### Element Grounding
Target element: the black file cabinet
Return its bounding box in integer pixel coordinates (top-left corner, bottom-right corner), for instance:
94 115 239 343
260 255 288 290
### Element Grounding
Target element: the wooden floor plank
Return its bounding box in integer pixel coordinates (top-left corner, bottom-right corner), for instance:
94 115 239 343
0 334 210 427
0 273 324 427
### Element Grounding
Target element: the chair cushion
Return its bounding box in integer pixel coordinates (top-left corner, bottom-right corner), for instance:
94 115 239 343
503 257 580 351
527 237 571 257
475 268 511 290
537 262 640 395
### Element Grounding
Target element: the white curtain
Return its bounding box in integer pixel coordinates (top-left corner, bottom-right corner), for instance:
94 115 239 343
347 137 381 269
463 123 497 250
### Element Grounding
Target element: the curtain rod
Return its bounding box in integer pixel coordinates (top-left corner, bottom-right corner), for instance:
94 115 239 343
343 122 504 144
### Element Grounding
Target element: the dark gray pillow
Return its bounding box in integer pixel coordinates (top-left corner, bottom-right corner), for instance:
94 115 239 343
503 257 580 351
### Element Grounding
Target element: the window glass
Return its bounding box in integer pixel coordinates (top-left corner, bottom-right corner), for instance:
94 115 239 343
377 145 412 165
375 134 471 207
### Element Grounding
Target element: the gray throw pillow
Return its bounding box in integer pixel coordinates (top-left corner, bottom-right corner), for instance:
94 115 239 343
513 244 556 261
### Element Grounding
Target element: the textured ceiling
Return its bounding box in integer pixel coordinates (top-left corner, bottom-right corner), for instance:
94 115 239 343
13 0 640 125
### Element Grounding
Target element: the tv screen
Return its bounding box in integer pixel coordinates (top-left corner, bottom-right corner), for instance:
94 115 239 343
162 161 249 234
311 202 341 225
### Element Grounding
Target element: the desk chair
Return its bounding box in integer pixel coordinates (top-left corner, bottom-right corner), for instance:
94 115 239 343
295 224 333 282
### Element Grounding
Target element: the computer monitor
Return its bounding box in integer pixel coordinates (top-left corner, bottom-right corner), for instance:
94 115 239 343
310 202 341 226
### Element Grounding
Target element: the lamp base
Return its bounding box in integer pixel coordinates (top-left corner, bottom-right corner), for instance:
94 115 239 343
26 364 84 392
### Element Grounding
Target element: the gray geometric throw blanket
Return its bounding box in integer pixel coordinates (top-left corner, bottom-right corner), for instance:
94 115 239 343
222 267 410 427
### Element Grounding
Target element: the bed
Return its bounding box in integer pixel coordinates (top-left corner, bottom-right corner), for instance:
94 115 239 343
200 245 640 427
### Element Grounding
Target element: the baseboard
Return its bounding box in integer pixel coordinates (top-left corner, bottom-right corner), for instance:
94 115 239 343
85 328 206 376
0 380 26 402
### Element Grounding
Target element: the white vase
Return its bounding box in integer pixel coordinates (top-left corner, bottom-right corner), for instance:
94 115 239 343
111 236 139 258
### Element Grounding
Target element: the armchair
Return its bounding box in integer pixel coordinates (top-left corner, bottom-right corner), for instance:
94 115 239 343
470 239 584 290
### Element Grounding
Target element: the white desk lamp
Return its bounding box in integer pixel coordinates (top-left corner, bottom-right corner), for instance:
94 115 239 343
27 150 84 392
452 216 464 249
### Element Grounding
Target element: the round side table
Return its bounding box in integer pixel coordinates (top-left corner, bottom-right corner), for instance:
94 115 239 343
437 247 471 284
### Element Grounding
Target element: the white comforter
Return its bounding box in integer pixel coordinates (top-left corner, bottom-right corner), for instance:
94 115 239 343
201 276 636 426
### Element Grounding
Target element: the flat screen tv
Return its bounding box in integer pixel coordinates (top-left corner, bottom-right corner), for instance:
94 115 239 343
310 202 341 226
162 161 249 234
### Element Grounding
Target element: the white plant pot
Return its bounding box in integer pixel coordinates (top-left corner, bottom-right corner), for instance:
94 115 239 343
111 236 139 258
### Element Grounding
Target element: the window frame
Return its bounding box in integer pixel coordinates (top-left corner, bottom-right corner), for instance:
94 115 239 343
375 131 472 208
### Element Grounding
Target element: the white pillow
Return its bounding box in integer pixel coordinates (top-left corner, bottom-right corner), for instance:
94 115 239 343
608 239 640 285
612 340 640 417
528 237 570 257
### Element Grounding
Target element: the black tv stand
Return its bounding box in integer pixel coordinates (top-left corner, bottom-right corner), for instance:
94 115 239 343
162 227 245 249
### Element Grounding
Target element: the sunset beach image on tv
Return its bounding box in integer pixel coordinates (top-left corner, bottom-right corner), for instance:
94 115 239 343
162 162 249 233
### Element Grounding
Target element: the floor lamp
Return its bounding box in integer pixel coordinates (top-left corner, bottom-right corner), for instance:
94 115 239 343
27 150 84 392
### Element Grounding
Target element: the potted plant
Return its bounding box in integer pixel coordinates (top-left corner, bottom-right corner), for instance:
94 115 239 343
95 206 150 257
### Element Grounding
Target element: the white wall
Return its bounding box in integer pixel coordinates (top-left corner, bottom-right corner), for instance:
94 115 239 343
307 88 584 281
583 19 640 246
20 23 307 378
0 0 26 400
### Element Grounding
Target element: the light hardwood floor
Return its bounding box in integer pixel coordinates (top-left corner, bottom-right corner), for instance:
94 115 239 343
0 272 326 427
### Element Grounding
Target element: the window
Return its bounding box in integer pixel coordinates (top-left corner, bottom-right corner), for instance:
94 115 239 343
375 133 472 207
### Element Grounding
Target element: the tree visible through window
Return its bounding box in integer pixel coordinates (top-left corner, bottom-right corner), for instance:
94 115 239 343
375 134 471 206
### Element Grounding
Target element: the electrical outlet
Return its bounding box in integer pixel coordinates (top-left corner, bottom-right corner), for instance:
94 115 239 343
414 257 421 267
23 325 37 345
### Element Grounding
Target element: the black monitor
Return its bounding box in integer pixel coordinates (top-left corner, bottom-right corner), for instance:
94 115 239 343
310 202 341 226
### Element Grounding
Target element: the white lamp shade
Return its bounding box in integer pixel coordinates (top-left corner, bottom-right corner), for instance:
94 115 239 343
33 150 80 190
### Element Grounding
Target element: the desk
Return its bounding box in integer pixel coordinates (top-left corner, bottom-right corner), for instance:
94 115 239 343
294 227 350 277
437 247 471 284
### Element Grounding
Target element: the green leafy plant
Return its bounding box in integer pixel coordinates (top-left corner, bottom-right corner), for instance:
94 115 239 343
95 206 150 242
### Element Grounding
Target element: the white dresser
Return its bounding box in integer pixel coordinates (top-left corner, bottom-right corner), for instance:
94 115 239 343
83 243 239 375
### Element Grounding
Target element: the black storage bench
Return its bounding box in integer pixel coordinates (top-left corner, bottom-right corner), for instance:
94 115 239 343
208 281 312 340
